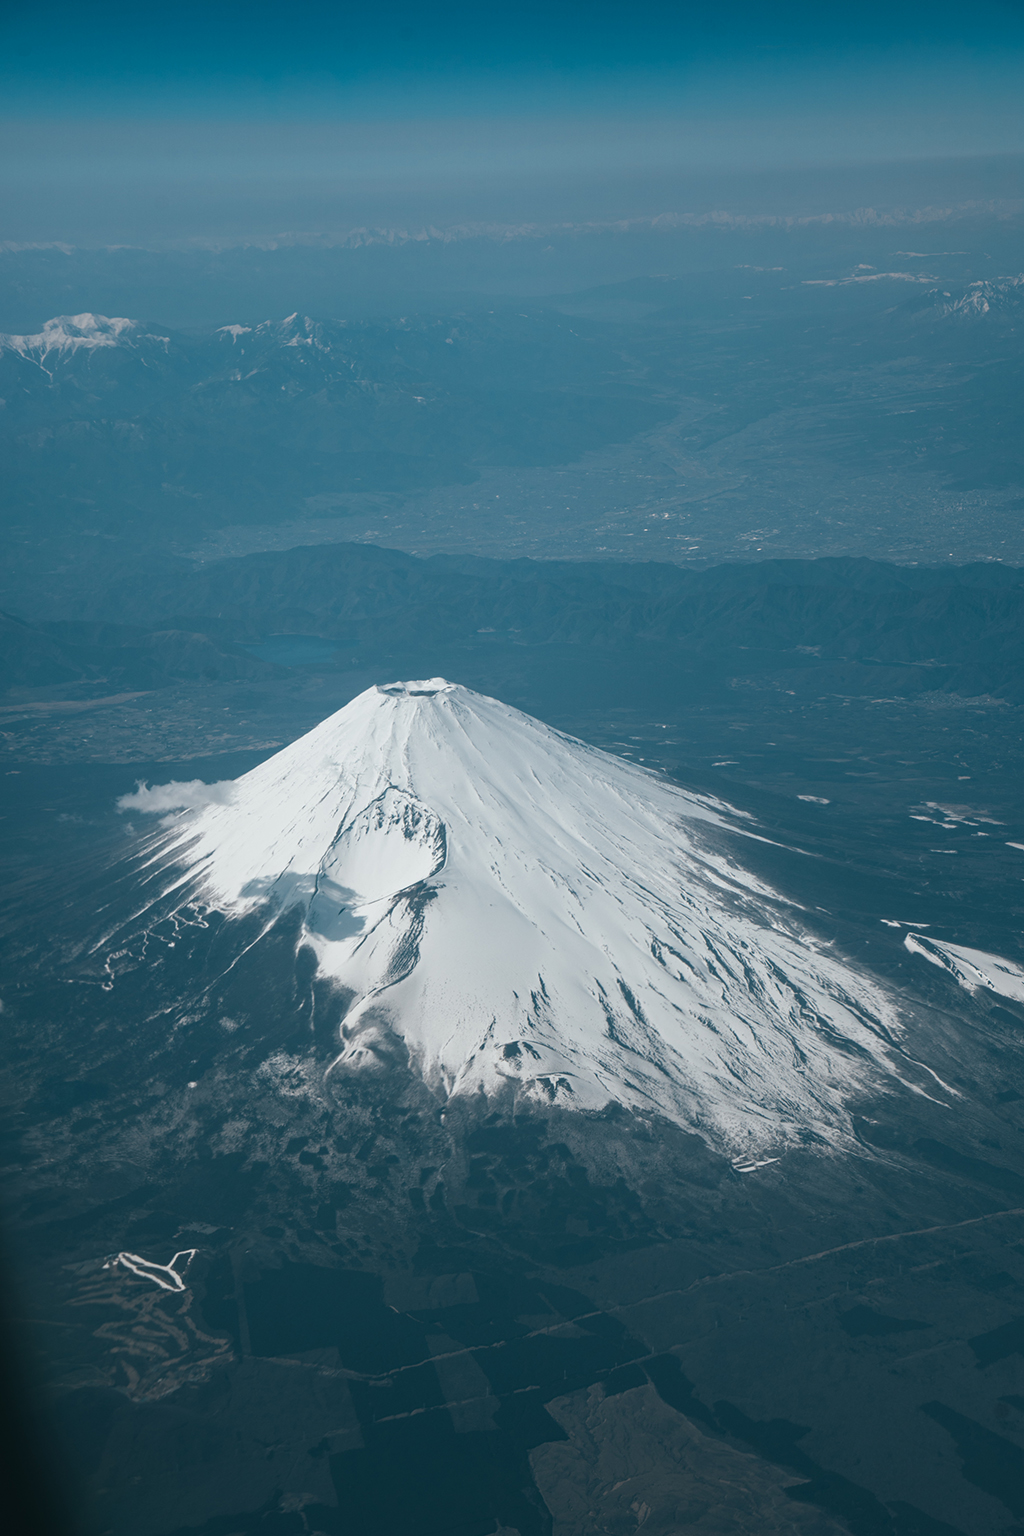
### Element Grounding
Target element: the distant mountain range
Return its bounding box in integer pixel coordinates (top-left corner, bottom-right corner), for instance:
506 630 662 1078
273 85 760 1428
1 247 1022 585
2 269 1021 537
3 191 1022 259
4 549 1023 705
0 308 663 537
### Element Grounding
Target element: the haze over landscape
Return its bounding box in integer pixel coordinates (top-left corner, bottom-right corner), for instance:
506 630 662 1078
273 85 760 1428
2 4 1024 1536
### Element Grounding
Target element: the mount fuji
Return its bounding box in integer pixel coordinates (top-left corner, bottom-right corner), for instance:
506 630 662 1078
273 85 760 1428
123 680 912 1151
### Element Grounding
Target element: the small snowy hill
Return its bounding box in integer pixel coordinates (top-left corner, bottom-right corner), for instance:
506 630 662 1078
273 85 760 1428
132 680 908 1149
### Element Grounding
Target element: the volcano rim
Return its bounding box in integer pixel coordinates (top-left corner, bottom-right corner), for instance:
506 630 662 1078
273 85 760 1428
377 679 455 698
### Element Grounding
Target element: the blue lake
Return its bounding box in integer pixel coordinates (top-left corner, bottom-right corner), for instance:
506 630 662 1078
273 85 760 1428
241 634 339 666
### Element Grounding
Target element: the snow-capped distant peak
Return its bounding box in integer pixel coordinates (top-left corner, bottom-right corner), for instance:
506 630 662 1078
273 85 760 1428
136 680 911 1150
0 312 138 360
248 313 335 350
934 275 1024 320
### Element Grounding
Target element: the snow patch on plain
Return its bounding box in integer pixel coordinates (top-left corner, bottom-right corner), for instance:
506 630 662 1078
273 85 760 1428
105 1249 197 1292
905 933 1024 1003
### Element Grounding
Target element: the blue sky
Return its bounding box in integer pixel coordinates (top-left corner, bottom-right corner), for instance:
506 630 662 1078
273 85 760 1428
4 1 1023 109
2 1 1023 242
5 1 1024 122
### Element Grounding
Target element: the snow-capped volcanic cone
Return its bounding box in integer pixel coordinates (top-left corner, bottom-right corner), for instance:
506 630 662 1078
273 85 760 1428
128 680 906 1148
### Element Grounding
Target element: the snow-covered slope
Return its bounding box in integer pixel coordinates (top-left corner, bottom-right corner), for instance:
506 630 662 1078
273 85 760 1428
0 312 146 361
130 680 908 1148
933 274 1024 321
